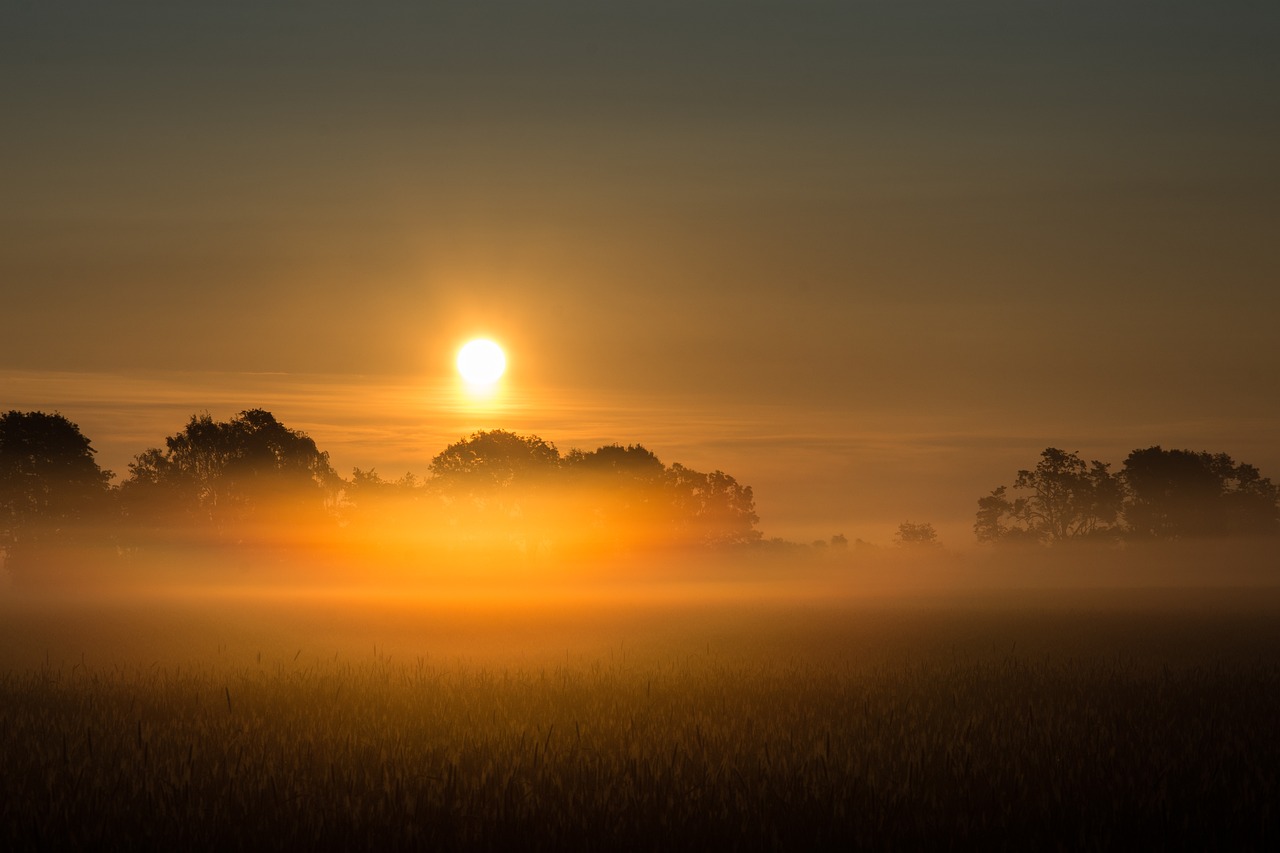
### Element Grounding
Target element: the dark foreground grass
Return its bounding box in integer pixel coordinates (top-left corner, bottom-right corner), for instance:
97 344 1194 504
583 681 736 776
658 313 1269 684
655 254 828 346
2 583 1279 851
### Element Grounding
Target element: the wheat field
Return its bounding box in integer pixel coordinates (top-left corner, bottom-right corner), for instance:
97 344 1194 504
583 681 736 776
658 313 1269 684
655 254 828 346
2 564 1278 851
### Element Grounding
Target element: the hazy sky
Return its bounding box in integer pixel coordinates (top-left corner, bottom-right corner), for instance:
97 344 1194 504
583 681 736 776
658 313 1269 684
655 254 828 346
3 2 1278 543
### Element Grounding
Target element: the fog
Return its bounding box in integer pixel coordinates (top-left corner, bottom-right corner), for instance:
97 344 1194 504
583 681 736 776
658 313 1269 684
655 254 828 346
6 534 1279 851
5 536 1279 674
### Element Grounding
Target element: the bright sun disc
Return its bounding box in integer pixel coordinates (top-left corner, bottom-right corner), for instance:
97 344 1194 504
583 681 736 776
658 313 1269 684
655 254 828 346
456 339 506 386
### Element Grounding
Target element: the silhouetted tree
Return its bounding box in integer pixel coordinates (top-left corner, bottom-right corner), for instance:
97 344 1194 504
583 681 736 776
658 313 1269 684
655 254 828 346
895 521 940 548
1122 447 1279 539
121 410 339 539
975 448 1122 543
427 431 562 550
563 444 668 537
429 430 560 494
564 444 665 481
0 411 113 572
428 430 560 510
665 463 761 545
975 486 1030 543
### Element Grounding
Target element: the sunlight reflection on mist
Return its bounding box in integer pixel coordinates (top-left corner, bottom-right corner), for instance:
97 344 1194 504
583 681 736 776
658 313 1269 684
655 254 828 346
4 540 1280 678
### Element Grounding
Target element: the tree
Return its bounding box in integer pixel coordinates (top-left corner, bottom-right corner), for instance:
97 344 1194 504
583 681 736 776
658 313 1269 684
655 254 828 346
563 444 668 537
1122 447 1279 539
429 430 560 500
974 448 1122 543
121 410 339 538
563 444 665 482
665 463 761 545
975 486 1031 543
0 411 113 567
895 521 940 548
427 431 562 550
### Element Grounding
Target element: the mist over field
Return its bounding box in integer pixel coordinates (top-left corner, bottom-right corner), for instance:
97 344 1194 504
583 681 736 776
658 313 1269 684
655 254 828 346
4 405 1276 849
5 542 1280 850
6 537 1280 694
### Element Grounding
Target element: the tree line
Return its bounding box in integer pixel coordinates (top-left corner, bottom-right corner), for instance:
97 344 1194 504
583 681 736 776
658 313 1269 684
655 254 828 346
976 447 1279 543
0 409 761 576
3 409 1278 581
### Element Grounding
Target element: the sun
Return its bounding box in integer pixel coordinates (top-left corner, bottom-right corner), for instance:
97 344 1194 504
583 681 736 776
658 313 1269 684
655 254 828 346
456 338 507 387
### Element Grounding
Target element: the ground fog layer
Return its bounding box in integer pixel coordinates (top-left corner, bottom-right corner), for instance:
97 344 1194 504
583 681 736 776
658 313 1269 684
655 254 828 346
2 555 1279 851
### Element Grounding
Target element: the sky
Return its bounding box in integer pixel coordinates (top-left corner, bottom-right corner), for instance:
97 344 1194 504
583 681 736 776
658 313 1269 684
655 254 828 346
3 1 1278 544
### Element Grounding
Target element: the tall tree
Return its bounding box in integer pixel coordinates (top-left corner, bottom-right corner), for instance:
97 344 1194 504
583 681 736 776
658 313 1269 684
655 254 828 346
974 448 1122 543
563 444 669 543
429 430 561 498
427 431 562 550
666 463 761 545
0 410 113 563
1122 447 1279 539
122 410 339 537
564 444 665 481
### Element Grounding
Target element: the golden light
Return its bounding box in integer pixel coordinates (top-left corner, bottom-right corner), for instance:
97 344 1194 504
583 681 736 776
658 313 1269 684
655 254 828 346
456 338 507 387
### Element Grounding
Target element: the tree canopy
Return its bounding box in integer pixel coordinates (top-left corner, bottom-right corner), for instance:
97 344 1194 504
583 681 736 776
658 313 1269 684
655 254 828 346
14 405 1278 580
665 463 761 546
975 448 1122 544
1122 447 1279 539
429 430 561 495
421 432 762 550
977 446 1278 544
121 409 339 540
0 410 112 557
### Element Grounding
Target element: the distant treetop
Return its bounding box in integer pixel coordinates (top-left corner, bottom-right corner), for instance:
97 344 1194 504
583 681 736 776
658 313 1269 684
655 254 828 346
976 446 1278 544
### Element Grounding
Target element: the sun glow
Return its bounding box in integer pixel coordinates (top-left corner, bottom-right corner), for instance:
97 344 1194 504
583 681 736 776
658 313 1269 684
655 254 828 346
456 339 507 388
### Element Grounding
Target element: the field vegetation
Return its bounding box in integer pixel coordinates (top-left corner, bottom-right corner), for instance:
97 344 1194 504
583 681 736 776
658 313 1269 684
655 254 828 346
3 550 1278 850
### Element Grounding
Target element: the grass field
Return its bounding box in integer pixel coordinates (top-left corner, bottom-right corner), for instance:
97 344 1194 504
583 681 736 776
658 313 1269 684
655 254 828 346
2 554 1279 850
